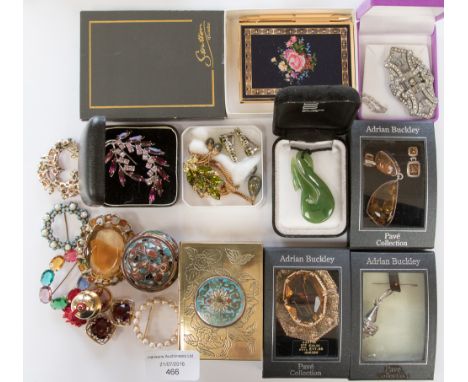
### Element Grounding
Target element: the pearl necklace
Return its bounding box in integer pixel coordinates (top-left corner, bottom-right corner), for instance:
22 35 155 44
133 297 178 348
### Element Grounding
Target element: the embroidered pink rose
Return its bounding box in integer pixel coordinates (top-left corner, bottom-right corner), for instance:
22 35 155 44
271 36 317 84
286 51 306 72
283 49 295 61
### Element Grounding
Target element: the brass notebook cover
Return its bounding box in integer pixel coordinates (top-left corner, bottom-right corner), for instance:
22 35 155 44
179 242 263 360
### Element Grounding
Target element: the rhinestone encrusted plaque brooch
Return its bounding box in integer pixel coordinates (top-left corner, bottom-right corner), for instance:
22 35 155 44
385 47 438 119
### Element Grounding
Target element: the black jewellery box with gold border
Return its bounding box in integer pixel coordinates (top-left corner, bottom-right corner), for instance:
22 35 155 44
349 120 437 249
272 85 361 238
263 247 351 378
350 251 437 380
80 11 225 120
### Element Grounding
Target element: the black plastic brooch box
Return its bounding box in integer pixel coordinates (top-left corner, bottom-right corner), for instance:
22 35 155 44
79 116 178 207
272 85 361 238
80 11 225 121
350 251 436 380
263 247 351 378
349 120 437 249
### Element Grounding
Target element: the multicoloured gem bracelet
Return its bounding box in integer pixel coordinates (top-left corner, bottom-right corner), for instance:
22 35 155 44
39 203 98 327
39 251 136 343
39 254 82 313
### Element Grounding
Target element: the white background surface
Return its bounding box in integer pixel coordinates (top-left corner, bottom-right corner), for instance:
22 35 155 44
23 1 443 381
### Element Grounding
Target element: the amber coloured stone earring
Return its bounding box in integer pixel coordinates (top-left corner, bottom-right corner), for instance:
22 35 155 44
364 151 403 226
407 146 421 178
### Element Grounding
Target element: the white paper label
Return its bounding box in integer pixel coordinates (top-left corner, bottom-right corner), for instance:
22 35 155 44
145 351 200 381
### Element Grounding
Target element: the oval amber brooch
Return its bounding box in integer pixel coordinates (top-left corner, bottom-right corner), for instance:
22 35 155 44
77 214 134 285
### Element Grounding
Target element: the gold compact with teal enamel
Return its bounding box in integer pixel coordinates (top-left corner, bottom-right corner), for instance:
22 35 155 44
179 242 263 360
291 150 335 224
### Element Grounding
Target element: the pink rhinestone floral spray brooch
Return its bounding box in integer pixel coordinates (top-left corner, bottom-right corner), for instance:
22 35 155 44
105 131 170 204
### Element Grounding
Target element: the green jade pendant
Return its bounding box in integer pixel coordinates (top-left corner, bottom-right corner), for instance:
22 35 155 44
291 150 335 223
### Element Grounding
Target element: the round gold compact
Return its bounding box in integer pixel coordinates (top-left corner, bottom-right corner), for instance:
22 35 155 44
77 214 134 285
275 269 339 343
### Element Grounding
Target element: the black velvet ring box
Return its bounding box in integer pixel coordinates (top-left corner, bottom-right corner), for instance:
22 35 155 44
263 247 351 378
350 251 437 380
349 120 437 249
79 116 178 207
272 85 361 238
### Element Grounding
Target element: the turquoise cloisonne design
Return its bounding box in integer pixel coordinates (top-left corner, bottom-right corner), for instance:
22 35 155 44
122 230 178 292
195 276 246 327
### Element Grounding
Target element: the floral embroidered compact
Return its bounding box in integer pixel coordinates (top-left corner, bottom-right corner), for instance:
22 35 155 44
239 15 355 102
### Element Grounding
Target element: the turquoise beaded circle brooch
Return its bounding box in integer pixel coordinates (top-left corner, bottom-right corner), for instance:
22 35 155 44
41 202 89 250
121 230 179 292
195 276 246 327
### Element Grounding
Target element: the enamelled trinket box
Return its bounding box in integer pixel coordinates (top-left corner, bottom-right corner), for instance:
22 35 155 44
263 248 351 378
350 251 436 380
349 120 437 249
79 116 179 207
178 243 263 360
80 10 225 120
121 230 179 292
